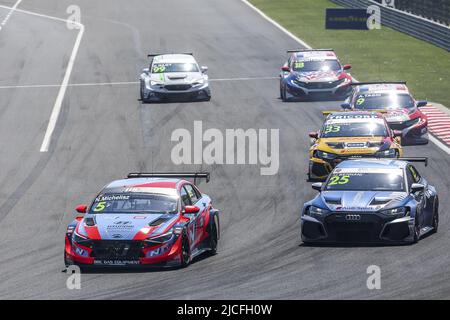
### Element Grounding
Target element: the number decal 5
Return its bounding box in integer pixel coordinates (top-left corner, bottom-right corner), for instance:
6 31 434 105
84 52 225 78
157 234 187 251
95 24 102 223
93 201 106 212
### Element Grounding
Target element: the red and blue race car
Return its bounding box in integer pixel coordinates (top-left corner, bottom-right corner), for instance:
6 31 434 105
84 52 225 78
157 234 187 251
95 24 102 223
279 49 353 101
64 172 219 269
342 82 429 145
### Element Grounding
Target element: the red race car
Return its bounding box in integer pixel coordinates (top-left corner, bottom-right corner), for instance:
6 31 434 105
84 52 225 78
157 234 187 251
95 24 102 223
342 82 429 145
64 172 219 269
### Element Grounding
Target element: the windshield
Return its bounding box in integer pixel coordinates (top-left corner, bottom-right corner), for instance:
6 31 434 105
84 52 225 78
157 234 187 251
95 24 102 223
292 59 341 72
353 93 415 110
152 63 199 73
321 121 388 138
325 172 405 191
90 194 178 214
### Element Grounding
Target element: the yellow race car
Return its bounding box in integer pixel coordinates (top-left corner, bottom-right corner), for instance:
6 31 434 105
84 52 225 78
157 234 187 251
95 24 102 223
308 111 403 181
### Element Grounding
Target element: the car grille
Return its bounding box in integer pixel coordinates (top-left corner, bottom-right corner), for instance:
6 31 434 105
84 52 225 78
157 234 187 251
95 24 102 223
303 82 337 89
165 84 192 91
324 213 388 242
91 241 143 260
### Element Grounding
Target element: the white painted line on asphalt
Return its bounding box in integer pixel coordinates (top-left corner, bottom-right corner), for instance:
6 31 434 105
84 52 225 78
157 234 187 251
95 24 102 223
0 4 85 153
0 0 22 31
240 0 312 49
241 0 450 156
429 135 450 155
40 26 84 152
0 77 278 90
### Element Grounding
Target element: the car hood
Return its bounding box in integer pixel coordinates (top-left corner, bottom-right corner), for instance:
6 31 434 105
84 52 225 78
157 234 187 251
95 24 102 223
321 190 408 212
150 72 205 84
77 213 178 240
294 70 341 82
316 136 390 155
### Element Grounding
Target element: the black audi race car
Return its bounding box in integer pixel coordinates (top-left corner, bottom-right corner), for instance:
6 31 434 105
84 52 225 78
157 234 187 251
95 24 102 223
301 158 439 244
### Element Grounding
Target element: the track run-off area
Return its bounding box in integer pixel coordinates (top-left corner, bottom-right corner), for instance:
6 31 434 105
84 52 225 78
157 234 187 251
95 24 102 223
0 0 449 299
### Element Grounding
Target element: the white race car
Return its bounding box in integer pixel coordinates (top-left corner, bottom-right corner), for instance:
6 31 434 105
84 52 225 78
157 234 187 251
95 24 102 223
140 53 211 102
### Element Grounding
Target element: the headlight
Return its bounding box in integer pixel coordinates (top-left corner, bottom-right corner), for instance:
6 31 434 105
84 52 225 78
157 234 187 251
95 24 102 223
375 148 397 158
72 232 93 248
306 206 330 216
150 80 163 86
315 150 337 159
192 78 205 86
292 79 306 86
380 207 406 216
144 230 175 246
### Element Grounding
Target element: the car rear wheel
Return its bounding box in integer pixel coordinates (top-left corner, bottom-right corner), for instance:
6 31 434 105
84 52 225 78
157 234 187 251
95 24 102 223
432 199 439 233
180 233 191 268
208 222 218 255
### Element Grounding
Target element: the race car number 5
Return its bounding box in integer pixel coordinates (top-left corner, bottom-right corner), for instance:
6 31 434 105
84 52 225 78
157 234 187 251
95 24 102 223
93 201 106 212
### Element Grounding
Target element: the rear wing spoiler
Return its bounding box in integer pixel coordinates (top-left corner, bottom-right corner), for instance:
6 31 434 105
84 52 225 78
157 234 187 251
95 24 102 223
126 172 210 183
147 52 193 57
321 110 388 116
397 157 428 166
351 81 406 86
346 157 428 166
287 49 333 53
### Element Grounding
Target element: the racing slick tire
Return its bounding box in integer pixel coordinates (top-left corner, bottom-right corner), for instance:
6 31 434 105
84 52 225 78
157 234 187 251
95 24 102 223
180 231 191 268
207 222 218 256
432 198 439 233
280 83 288 102
413 214 421 243
140 81 147 103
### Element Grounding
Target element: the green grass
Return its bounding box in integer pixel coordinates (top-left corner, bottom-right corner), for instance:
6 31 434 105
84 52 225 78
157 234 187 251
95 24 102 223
250 0 450 107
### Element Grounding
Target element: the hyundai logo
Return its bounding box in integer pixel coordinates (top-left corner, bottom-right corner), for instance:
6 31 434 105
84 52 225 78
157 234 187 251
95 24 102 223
345 214 361 221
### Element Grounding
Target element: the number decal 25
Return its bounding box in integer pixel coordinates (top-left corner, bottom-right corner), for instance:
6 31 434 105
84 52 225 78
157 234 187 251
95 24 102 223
328 175 350 186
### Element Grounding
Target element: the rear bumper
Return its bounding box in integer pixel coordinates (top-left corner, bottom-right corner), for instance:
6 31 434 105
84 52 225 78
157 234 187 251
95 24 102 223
301 213 415 244
388 118 428 145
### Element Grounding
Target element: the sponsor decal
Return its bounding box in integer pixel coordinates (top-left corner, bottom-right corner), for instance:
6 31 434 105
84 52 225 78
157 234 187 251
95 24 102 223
95 194 130 202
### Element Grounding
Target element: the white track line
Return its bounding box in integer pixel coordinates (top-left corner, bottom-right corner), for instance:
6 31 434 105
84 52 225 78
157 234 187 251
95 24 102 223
0 4 85 153
241 0 450 156
0 0 22 31
0 76 278 90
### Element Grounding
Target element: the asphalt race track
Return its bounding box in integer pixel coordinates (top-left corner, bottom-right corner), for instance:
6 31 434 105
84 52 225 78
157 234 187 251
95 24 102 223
0 0 449 299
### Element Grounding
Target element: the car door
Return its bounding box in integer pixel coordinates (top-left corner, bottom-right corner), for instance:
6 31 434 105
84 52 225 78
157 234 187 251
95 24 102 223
410 165 434 226
183 184 207 248
406 165 426 228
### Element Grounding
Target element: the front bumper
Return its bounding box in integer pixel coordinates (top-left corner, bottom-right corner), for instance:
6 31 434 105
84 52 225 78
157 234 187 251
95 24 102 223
143 82 211 101
64 236 184 268
285 79 351 97
301 212 415 244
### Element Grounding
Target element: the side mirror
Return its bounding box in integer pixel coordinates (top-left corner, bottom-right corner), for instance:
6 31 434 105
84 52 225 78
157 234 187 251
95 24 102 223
416 100 427 108
393 130 402 137
201 66 208 73
311 182 323 192
183 205 200 214
75 205 87 214
309 131 318 139
411 183 425 193
343 64 352 70
142 67 150 74
341 102 351 110
281 66 290 72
